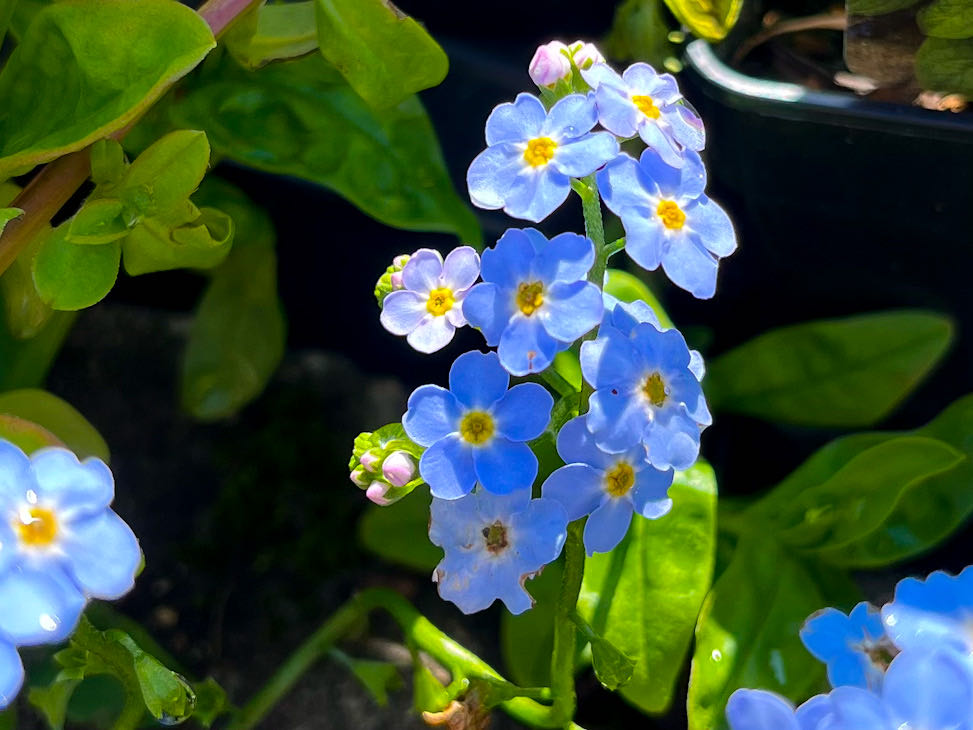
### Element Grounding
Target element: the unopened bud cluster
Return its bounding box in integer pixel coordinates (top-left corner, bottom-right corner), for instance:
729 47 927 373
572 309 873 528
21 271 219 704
374 253 412 306
528 40 605 102
349 425 424 505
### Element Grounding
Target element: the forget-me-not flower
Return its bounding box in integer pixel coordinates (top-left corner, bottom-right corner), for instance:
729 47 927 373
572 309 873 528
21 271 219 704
580 322 711 470
463 228 603 376
801 602 893 691
881 566 973 655
581 62 704 167
598 148 736 299
380 247 480 353
403 350 553 499
429 486 568 614
467 93 619 223
0 442 140 646
541 416 672 555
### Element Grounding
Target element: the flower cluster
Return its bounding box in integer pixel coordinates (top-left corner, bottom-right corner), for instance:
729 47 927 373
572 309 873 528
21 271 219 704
362 40 736 614
727 566 973 729
0 441 140 708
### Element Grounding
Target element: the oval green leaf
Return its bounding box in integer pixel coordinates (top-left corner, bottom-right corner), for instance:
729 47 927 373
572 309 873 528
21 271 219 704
918 0 973 39
0 389 109 461
0 413 63 454
0 0 215 179
578 461 717 713
226 1 319 70
32 228 121 311
705 310 954 427
662 0 744 42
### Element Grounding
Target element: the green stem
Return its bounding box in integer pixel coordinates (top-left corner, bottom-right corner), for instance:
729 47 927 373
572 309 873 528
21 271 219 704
539 368 577 397
605 236 626 259
227 588 561 730
549 521 586 727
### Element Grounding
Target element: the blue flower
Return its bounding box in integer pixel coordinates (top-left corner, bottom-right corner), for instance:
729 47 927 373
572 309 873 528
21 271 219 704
403 351 553 499
463 228 603 376
541 416 672 555
581 62 704 167
429 487 568 614
726 689 799 730
0 442 140 646
801 602 892 690
598 148 736 299
0 640 22 710
881 566 973 655
580 322 711 470
380 247 481 354
467 93 619 223
794 686 891 730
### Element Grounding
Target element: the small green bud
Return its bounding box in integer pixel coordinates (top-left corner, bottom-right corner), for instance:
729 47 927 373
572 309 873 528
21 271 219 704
374 253 412 306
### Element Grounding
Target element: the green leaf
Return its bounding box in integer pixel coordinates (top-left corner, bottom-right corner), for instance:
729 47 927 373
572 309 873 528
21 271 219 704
412 663 451 714
918 0 973 38
330 650 402 707
0 310 75 390
32 227 121 311
122 206 233 276
706 310 954 427
662 0 743 41
0 207 22 235
552 351 583 392
66 199 130 245
847 0 919 14
578 461 717 713
604 268 674 328
1 232 53 339
191 678 230 728
89 139 128 186
28 679 80 730
226 1 318 69
358 485 442 572
687 538 826 730
314 0 449 109
166 53 479 242
769 437 963 551
604 0 676 67
0 389 109 461
581 623 636 691
0 0 215 179
916 37 973 94
0 0 17 50
501 560 562 686
0 413 63 454
116 130 211 218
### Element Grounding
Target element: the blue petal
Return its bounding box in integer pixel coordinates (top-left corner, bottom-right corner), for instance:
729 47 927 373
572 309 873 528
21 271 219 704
407 317 455 354
676 149 708 200
483 228 535 289
801 607 859 662
420 435 476 500
541 464 604 520
30 448 114 521
473 439 537 495
586 390 646 454
498 316 561 376
669 370 711 426
429 492 480 550
553 132 619 178
622 62 665 94
473 487 532 523
883 647 973 727
580 63 625 92
504 166 571 223
531 232 594 284
449 350 509 409
645 407 701 471
630 323 690 371
592 83 640 138
0 441 30 507
669 103 706 151
403 385 462 447
660 233 719 299
609 298 662 335
0 642 22 710
598 154 655 215
0 521 16 575
882 571 970 653
510 497 568 566
583 498 633 555
401 249 444 292
689 349 706 381
0 565 85 645
434 552 494 614
726 689 799 730
538 281 603 343
796 687 892 730
688 196 737 256
542 93 597 139
636 147 683 200
61 510 140 600
380 290 428 335
638 119 684 168
492 383 553 442
492 559 535 615
622 207 666 271
467 144 524 211
485 93 546 145
580 326 641 389
630 467 674 518
442 246 481 292
555 416 613 468
463 283 511 346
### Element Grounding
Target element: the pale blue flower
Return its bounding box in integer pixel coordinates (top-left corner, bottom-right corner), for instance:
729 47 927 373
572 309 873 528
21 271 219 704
0 640 22 710
463 228 603 376
801 603 891 690
380 247 480 354
882 566 973 655
467 93 619 222
581 62 704 167
429 487 568 614
598 148 736 299
403 351 553 499
541 416 672 555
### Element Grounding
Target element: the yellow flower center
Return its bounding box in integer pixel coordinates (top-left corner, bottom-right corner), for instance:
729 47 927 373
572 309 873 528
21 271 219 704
632 94 661 119
643 372 667 407
523 137 557 167
657 200 686 230
604 462 636 498
15 506 58 547
517 281 544 316
460 411 495 445
426 287 454 316
482 520 509 554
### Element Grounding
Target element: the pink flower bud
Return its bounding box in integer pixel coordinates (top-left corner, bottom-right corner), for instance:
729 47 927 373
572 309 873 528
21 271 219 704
529 41 572 87
390 271 404 290
360 450 381 472
350 466 370 487
572 42 605 69
382 451 416 487
366 482 393 506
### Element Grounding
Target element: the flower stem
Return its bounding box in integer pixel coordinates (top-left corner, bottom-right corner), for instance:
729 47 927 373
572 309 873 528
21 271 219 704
548 520 586 727
227 588 562 730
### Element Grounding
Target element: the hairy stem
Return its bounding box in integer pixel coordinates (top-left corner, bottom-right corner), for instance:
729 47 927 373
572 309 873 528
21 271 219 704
549 521 586 727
